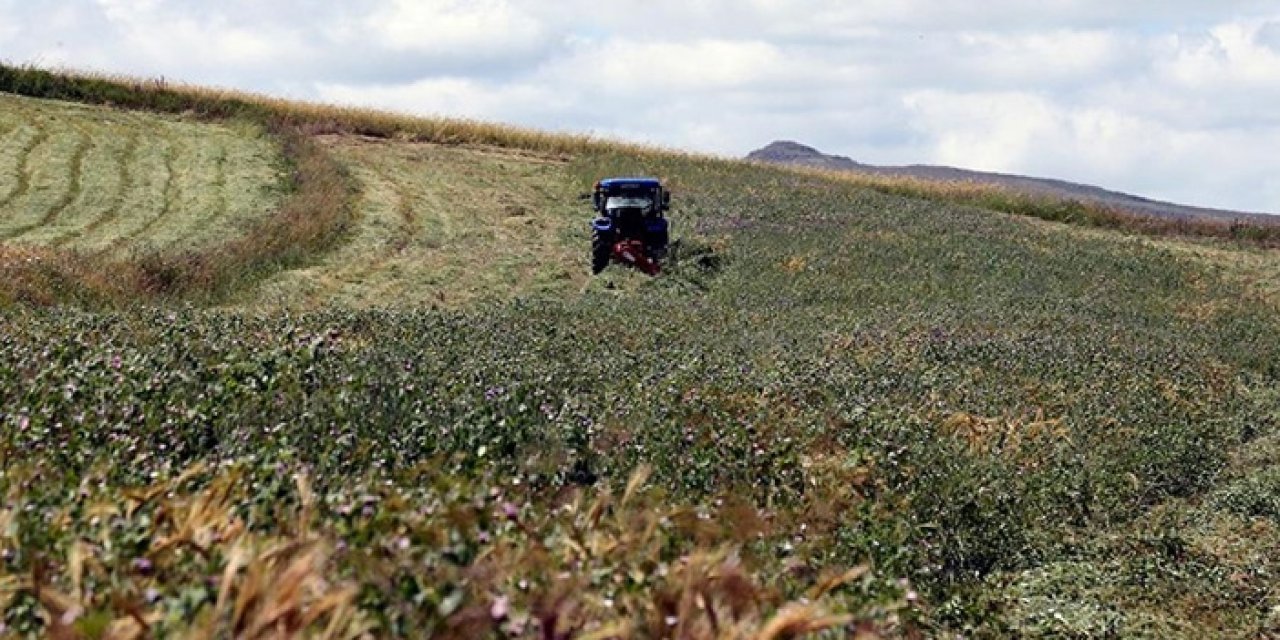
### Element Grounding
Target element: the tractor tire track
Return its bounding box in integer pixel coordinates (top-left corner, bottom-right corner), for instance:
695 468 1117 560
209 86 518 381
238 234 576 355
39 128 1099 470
175 141 230 246
213 143 229 220
117 134 181 248
0 121 26 206
0 123 50 211
59 129 140 246
0 105 31 139
384 161 419 251
309 164 401 302
2 128 92 240
291 154 412 307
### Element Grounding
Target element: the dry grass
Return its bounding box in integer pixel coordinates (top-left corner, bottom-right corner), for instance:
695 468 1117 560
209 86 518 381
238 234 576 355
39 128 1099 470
0 245 122 306
0 64 668 159
939 410 1069 457
249 137 587 309
2 463 909 638
7 465 371 639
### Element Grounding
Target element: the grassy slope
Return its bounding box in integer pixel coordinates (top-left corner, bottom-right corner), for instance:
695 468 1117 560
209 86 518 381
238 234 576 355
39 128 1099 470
249 138 588 309
0 66 357 307
0 93 285 255
3 69 1280 637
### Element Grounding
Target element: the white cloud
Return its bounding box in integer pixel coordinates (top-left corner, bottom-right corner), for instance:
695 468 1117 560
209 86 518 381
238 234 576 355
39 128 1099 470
316 77 570 126
366 0 549 60
950 30 1129 87
1259 20 1280 50
551 40 794 93
1158 21 1280 90
903 88 1280 211
92 0 160 22
0 2 18 45
2 1 1280 211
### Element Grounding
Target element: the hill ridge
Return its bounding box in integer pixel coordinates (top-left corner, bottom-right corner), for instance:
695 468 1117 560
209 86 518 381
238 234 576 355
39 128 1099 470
748 139 1277 222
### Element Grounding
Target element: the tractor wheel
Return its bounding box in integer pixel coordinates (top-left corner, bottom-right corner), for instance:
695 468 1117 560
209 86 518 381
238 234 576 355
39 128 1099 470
591 229 612 274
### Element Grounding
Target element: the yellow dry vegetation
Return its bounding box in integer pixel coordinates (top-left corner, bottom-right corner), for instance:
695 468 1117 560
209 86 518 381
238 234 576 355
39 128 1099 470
8 464 371 639
940 409 1070 456
1162 241 1280 311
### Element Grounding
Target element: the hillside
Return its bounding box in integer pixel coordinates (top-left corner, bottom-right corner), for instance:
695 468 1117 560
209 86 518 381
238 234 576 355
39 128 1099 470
3 66 1280 638
0 93 285 254
748 140 1280 224
251 137 589 308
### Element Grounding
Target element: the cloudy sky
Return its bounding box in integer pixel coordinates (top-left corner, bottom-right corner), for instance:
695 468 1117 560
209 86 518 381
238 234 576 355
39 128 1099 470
3 1 1279 212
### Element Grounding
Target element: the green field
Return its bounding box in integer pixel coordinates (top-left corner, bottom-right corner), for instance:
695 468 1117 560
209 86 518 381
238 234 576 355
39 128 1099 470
3 67 1280 638
0 93 285 255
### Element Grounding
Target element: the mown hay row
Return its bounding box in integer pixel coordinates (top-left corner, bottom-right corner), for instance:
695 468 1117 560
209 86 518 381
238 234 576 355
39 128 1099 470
51 127 138 247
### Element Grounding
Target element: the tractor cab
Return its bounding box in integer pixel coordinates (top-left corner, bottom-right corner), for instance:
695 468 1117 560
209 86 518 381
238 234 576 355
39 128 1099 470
593 178 669 215
589 177 671 275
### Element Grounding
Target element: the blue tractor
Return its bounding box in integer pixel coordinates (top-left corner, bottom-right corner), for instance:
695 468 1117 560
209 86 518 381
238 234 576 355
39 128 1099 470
589 177 671 275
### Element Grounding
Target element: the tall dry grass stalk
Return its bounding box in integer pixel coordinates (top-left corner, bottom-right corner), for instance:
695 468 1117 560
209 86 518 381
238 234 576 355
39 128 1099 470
7 463 904 638
0 63 662 157
19 466 369 639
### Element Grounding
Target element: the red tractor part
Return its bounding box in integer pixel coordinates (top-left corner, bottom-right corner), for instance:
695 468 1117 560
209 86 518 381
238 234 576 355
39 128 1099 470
612 239 661 275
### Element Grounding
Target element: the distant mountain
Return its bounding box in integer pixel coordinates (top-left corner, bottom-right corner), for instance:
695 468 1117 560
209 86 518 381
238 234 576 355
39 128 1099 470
747 141 1276 223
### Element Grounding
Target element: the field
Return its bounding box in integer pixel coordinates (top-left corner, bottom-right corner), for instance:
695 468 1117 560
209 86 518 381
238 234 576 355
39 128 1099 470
3 66 1280 638
0 93 284 255
251 138 587 309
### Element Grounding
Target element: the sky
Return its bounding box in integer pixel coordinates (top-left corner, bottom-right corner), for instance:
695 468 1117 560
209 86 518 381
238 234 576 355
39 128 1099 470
3 1 1279 213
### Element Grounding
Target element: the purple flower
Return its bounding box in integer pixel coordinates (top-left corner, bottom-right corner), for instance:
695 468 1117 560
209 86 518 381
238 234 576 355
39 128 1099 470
490 596 509 620
132 557 154 575
60 607 83 627
501 502 520 521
